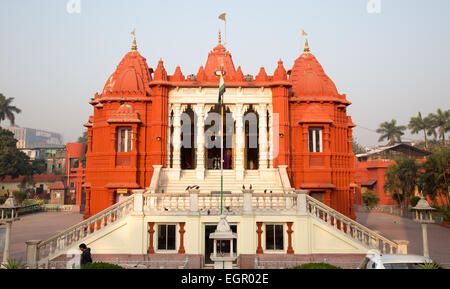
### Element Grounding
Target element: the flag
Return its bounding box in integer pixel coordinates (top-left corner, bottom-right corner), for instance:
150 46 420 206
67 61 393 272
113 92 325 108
218 72 226 105
219 13 226 21
302 29 307 36
131 29 136 36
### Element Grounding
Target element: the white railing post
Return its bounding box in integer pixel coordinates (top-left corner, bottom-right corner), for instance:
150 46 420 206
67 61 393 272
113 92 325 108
242 189 254 215
295 190 308 215
132 190 145 216
394 240 409 254
26 240 41 269
189 189 200 213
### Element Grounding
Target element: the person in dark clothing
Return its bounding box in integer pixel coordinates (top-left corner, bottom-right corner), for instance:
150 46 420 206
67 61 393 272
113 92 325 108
79 243 92 265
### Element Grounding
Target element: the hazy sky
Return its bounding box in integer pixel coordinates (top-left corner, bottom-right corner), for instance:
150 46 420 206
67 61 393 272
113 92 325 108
0 0 449 146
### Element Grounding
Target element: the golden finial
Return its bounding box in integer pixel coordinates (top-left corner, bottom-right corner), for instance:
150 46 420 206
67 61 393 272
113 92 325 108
218 29 222 44
304 38 310 54
131 29 137 51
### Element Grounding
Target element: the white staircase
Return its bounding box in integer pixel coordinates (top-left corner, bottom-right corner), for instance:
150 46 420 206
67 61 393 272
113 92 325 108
158 168 289 195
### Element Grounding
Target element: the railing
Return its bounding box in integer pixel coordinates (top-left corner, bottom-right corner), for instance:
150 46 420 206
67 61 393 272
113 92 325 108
18 204 42 215
254 257 361 269
306 195 401 254
38 257 189 269
29 189 405 268
366 205 444 224
34 195 134 267
142 191 297 215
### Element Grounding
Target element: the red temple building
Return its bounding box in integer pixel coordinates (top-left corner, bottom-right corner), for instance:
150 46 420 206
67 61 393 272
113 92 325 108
83 36 356 219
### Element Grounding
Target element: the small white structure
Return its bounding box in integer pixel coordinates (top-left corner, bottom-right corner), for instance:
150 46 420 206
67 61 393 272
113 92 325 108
412 195 435 258
209 215 237 269
0 192 21 265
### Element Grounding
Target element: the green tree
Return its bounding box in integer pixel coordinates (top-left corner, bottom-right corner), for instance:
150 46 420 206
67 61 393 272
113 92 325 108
77 130 88 167
384 158 420 208
0 93 21 127
376 119 406 145
77 130 88 145
409 112 432 150
428 109 450 145
0 128 34 180
418 147 450 208
362 190 380 209
352 136 366 155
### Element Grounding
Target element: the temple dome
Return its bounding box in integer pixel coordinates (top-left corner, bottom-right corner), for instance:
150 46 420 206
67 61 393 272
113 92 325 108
203 43 236 81
102 49 152 96
290 45 338 97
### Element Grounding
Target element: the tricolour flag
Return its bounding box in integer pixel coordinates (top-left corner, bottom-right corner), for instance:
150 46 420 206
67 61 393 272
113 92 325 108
219 13 226 21
218 72 226 105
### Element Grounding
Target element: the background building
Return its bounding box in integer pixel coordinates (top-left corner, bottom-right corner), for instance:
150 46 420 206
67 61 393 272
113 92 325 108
6 126 64 149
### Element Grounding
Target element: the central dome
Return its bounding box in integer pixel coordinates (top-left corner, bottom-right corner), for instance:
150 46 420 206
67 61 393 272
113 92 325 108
203 43 237 81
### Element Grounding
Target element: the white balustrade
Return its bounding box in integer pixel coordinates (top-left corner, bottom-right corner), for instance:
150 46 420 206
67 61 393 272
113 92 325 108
29 187 406 268
305 195 401 254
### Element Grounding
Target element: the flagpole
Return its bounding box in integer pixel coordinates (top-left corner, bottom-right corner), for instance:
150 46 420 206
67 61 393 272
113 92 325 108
220 102 224 215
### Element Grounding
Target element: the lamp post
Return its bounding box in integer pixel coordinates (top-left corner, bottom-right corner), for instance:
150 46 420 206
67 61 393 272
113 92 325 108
411 195 435 258
0 192 21 265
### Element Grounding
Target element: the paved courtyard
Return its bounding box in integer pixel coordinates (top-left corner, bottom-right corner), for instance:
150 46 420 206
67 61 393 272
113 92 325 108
356 210 450 267
1 210 449 267
0 212 83 262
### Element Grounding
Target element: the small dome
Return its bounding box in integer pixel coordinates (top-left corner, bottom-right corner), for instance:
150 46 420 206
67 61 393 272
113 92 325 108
290 52 338 97
102 50 152 96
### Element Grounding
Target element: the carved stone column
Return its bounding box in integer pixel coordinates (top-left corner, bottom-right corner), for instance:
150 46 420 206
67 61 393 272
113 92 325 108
256 222 264 254
147 222 155 254
257 105 268 170
286 222 294 254
178 222 186 254
194 104 205 180
172 104 182 179
167 105 172 168
268 106 274 168
232 104 245 180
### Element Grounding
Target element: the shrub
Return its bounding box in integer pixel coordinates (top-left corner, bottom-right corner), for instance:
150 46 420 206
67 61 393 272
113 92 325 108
1 259 27 269
290 262 341 269
417 262 443 269
22 198 46 206
13 191 27 205
362 190 380 209
410 196 422 208
436 206 450 221
80 262 124 269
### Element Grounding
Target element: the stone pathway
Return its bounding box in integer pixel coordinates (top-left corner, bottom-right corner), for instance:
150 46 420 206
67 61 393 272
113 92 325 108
0 212 83 262
356 210 450 267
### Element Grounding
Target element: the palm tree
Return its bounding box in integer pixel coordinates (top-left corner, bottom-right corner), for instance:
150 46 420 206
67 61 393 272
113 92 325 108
428 109 450 145
0 93 21 127
409 112 432 150
376 119 406 145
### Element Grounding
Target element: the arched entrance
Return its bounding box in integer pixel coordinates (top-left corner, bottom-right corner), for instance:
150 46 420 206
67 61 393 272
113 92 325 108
180 105 196 169
244 106 259 170
204 104 234 170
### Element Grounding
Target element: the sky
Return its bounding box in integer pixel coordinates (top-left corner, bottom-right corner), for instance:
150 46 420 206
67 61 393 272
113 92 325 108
0 0 449 146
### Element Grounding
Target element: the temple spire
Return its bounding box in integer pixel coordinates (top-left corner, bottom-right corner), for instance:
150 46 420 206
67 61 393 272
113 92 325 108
131 29 137 51
304 38 310 54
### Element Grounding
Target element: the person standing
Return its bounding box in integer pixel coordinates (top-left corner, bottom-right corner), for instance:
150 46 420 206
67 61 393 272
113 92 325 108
79 243 92 266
